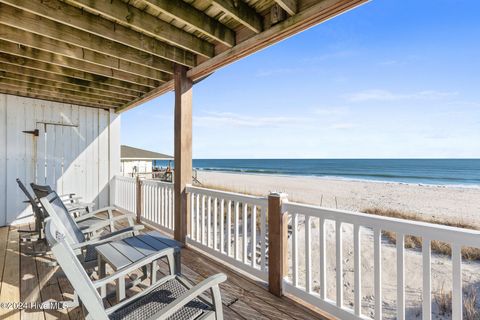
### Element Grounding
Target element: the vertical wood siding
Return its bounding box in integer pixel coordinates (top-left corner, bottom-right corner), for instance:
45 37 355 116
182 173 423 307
0 93 120 226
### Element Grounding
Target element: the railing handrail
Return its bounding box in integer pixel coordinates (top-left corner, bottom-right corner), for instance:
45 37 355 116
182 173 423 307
186 184 267 207
284 201 480 248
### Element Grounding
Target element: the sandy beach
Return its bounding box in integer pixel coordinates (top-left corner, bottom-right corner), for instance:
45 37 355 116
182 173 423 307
196 171 480 223
196 170 480 319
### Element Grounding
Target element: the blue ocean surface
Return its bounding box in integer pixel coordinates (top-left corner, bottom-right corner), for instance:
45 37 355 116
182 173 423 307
171 159 480 187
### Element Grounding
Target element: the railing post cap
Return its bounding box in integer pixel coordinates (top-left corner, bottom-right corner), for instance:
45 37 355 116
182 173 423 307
269 191 288 199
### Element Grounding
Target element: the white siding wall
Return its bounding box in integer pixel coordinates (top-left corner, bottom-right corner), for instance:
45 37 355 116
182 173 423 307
0 93 121 226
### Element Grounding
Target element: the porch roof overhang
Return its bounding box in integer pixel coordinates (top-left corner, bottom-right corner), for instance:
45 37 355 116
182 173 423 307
0 0 367 112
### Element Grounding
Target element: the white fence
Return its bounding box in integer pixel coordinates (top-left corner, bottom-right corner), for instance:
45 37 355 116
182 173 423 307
111 176 480 320
186 185 269 281
282 201 480 320
113 175 136 213
141 179 174 233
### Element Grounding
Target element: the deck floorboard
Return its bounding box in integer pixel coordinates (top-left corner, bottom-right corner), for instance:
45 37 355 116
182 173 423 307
0 221 327 320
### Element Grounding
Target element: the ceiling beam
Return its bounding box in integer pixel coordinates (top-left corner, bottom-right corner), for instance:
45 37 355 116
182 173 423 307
0 63 137 100
0 72 129 105
0 82 119 108
211 0 263 33
274 0 297 15
0 24 174 75
66 0 214 57
141 0 235 47
0 2 196 67
0 63 138 99
0 53 151 94
0 40 166 88
0 5 188 70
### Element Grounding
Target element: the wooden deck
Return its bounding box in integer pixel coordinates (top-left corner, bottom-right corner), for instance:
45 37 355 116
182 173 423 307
0 224 328 320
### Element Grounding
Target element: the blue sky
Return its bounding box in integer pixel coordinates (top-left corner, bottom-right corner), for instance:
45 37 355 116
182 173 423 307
121 0 480 159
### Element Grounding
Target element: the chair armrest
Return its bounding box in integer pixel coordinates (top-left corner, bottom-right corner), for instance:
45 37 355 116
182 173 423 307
79 215 141 235
94 248 176 289
74 206 116 221
70 226 140 250
149 274 227 320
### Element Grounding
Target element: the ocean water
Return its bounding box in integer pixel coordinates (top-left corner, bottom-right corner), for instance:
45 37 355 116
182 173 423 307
177 159 480 187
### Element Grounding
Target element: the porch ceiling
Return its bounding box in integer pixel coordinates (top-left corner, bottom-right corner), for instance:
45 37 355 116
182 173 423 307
0 0 366 111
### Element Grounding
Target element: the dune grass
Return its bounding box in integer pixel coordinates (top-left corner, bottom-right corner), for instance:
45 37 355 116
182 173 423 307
363 207 480 260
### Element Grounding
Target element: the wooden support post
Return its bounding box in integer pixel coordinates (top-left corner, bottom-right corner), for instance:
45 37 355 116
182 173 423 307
136 176 143 223
268 192 288 296
173 64 192 244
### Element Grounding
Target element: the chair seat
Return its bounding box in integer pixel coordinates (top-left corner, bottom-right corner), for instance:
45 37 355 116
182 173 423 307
109 277 212 320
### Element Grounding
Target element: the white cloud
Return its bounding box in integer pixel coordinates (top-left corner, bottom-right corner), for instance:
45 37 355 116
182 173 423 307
347 89 458 102
194 112 311 128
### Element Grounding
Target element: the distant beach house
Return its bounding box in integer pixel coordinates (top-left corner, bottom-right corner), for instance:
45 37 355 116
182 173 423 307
121 145 172 177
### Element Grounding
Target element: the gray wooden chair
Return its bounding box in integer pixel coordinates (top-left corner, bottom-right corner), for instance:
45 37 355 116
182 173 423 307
40 191 143 269
45 219 227 320
16 178 47 241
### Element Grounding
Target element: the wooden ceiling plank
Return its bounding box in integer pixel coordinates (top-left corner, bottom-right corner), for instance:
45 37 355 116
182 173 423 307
0 88 111 109
0 62 138 99
0 72 129 104
274 0 298 15
0 53 150 94
66 0 214 57
0 83 119 108
0 24 174 75
0 40 165 87
140 0 235 47
211 0 263 33
0 3 195 67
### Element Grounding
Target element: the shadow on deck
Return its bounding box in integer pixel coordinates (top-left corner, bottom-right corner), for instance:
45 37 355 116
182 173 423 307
0 221 328 320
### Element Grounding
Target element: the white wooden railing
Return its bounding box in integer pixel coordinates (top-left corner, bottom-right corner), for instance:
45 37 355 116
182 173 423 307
141 179 174 233
111 177 480 320
282 201 480 320
186 185 269 281
113 175 136 213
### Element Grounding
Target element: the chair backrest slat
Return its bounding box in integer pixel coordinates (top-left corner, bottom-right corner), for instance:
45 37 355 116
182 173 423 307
40 191 85 245
16 179 45 220
30 183 54 200
44 219 108 320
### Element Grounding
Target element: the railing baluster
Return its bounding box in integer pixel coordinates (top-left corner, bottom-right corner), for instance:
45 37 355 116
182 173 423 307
195 193 202 242
207 196 212 247
243 203 248 264
190 192 194 238
213 197 218 250
354 224 361 316
251 205 257 268
305 215 312 293
397 232 405 320
260 206 266 271
227 200 232 257
201 195 206 245
292 213 298 287
422 238 431 320
336 220 343 307
220 199 225 253
234 201 239 260
319 217 326 300
452 244 463 320
374 228 382 320
161 187 165 227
